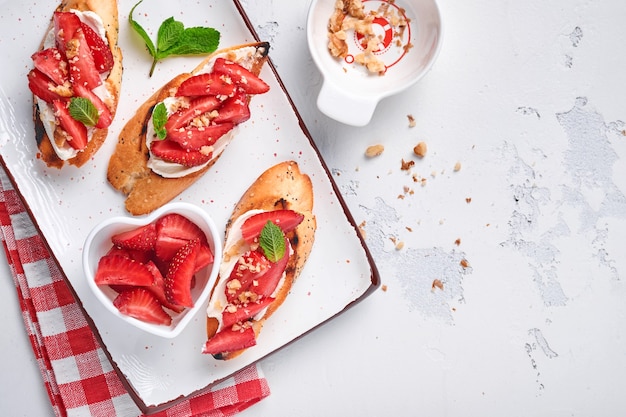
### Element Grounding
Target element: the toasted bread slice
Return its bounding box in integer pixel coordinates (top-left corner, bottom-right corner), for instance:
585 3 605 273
106 42 270 216
34 0 123 168
204 160 316 360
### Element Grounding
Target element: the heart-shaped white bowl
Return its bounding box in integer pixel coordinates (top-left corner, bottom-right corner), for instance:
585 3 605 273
307 0 443 126
82 202 222 338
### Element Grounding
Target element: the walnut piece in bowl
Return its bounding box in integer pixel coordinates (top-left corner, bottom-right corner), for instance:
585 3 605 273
307 0 443 126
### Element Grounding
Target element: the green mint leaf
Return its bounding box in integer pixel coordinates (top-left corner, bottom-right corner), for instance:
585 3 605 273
129 0 156 58
68 97 99 126
127 0 221 77
152 103 168 140
259 221 286 263
156 17 184 54
162 27 220 56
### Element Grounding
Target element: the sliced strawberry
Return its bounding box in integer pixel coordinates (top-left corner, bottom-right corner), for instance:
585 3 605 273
225 250 271 303
106 245 153 264
195 242 214 273
156 213 207 242
221 297 275 329
154 234 189 262
54 12 102 90
176 72 236 98
253 240 289 298
80 21 114 73
151 138 213 167
72 83 113 129
94 254 154 286
53 12 81 54
166 122 234 151
213 58 270 94
145 260 185 313
212 90 250 124
28 69 66 103
52 99 88 150
113 288 172 326
165 239 200 308
201 326 256 357
165 96 221 132
31 48 68 86
111 223 157 251
240 210 304 244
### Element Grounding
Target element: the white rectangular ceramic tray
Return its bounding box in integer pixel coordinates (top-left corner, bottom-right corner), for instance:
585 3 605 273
0 0 379 413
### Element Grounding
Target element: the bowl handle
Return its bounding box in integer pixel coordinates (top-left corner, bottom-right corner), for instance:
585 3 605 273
316 80 379 127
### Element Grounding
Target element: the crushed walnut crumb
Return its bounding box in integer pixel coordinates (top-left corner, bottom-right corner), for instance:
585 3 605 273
432 279 444 291
413 141 427 158
365 144 385 157
358 220 367 239
381 284 388 292
326 0 410 75
400 159 414 170
454 161 462 172
407 114 416 127
460 259 469 268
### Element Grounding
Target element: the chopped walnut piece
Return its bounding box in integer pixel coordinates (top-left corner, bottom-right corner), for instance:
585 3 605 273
365 144 385 157
381 284 388 292
432 279 444 291
407 114 416 127
454 161 462 172
460 259 469 268
326 0 409 75
454 238 461 246
413 142 427 158
401 159 414 170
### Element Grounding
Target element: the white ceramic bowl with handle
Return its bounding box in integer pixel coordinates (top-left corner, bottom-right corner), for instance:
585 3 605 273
82 202 222 338
307 0 443 126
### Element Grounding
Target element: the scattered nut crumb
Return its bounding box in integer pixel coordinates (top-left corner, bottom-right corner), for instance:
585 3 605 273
358 221 367 239
454 238 461 246
432 279 444 291
381 284 388 292
401 159 414 170
365 144 385 157
454 161 462 171
460 259 469 268
407 114 416 127
395 241 404 250
413 141 427 158
406 226 413 232
465 197 472 203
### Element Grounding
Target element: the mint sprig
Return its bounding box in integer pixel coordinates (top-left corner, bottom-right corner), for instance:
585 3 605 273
152 103 168 139
259 221 286 263
68 97 99 126
129 0 221 76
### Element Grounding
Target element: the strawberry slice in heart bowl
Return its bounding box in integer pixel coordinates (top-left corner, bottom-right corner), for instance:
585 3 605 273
82 202 222 338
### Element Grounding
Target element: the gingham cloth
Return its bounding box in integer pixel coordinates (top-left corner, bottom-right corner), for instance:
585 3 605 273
0 167 270 417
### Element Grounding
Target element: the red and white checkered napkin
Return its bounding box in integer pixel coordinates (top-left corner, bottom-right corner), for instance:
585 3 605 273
0 168 270 417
